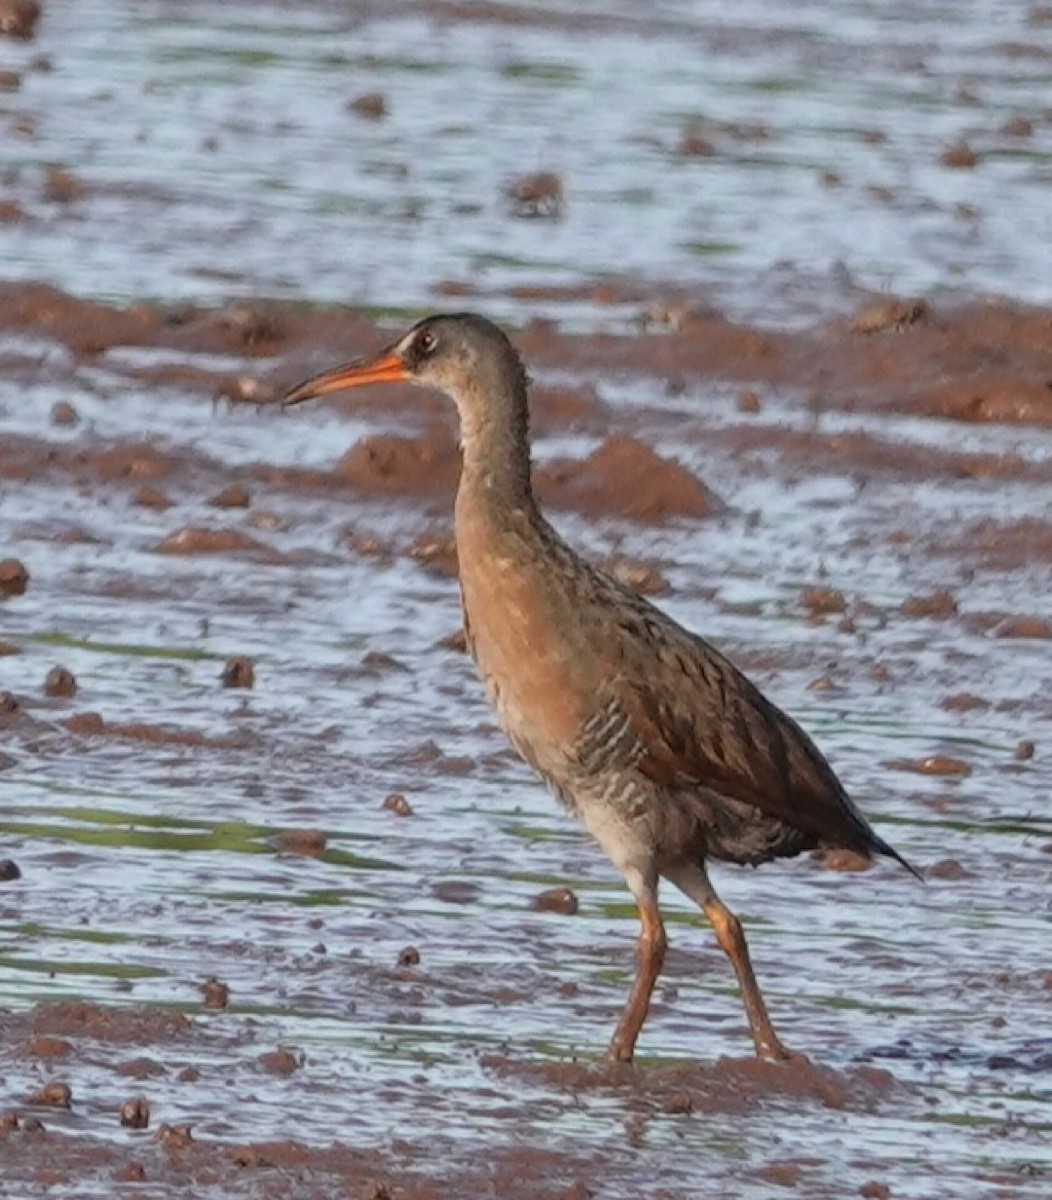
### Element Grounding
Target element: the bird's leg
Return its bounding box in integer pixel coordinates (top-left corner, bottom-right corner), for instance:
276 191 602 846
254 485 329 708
667 863 794 1062
702 892 793 1061
608 870 666 1064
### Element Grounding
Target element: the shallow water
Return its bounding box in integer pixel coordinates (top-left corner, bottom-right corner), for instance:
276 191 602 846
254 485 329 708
2 310 1052 1195
2 2 1052 1197
1 1 1051 324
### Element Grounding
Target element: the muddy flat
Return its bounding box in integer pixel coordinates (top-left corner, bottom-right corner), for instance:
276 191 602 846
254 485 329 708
2 3 1052 1199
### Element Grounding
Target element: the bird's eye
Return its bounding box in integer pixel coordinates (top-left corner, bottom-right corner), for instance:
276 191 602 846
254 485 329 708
417 330 438 356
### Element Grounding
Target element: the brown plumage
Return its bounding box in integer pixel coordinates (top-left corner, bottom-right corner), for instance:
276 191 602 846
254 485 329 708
283 312 917 1064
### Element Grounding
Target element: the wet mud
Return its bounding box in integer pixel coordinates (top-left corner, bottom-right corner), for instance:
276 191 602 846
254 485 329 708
0 999 926 1200
3 279 1052 1199
3 2 1052 1198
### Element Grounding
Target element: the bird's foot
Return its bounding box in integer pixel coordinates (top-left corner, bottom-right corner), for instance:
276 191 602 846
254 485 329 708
605 1037 637 1066
755 1036 806 1064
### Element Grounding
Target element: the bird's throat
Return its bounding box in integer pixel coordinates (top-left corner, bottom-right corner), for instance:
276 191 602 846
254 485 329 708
458 405 536 515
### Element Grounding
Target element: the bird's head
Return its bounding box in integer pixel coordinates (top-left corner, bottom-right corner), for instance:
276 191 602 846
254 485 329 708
282 312 527 436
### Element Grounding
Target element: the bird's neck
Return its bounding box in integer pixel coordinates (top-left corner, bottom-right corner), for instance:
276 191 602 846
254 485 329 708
455 375 540 528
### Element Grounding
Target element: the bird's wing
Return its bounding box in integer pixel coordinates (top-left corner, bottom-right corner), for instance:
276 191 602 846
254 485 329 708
603 604 877 851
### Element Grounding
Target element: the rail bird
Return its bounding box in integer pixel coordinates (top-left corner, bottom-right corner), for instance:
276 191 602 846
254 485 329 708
283 313 916 1063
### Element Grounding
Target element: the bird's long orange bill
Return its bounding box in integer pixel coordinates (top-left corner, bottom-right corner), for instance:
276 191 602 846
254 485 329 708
281 351 409 407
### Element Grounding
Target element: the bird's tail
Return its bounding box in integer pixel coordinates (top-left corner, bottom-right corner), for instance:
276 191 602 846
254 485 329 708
870 830 924 882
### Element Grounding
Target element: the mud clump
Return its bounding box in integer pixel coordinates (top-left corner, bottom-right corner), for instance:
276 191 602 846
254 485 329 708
156 1123 194 1149
901 591 957 619
96 444 175 482
66 711 121 735
530 382 606 433
49 400 79 426
536 436 722 522
44 166 83 204
217 305 285 348
484 1053 899 1116
157 525 278 559
756 1162 804 1188
993 615 1051 639
209 483 252 509
0 558 29 597
25 1001 191 1043
383 792 413 817
27 1036 69 1057
1001 115 1034 138
504 171 564 219
133 484 173 510
119 1096 150 1129
26 1082 71 1108
661 1091 695 1115
276 829 326 857
941 141 979 169
817 849 872 873
116 1056 165 1080
347 91 387 120
409 532 459 577
928 859 970 880
951 518 1052 570
397 946 420 967
438 628 469 654
916 376 1052 426
805 670 841 692
258 1049 298 1075
221 656 255 688
848 297 928 335
217 374 275 407
202 978 229 1009
530 887 579 915
113 1161 147 1183
64 711 256 751
889 754 971 777
431 879 481 904
0 1 40 40
335 430 461 505
677 126 717 157
800 586 848 615
44 665 77 697
360 650 409 673
0 860 22 881
860 1183 891 1200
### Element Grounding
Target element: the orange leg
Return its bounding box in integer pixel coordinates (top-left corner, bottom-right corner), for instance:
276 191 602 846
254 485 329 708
701 893 793 1061
667 862 794 1061
608 886 666 1064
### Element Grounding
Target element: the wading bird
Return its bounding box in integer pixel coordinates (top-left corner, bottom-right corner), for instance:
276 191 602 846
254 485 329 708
283 313 916 1063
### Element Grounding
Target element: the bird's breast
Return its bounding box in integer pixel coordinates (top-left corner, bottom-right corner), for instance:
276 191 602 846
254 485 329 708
456 518 594 777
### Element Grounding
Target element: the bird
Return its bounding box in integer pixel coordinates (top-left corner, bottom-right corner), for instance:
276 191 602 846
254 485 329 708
282 312 918 1065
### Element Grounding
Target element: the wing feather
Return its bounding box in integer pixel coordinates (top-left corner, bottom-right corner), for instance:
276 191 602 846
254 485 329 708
606 610 879 852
